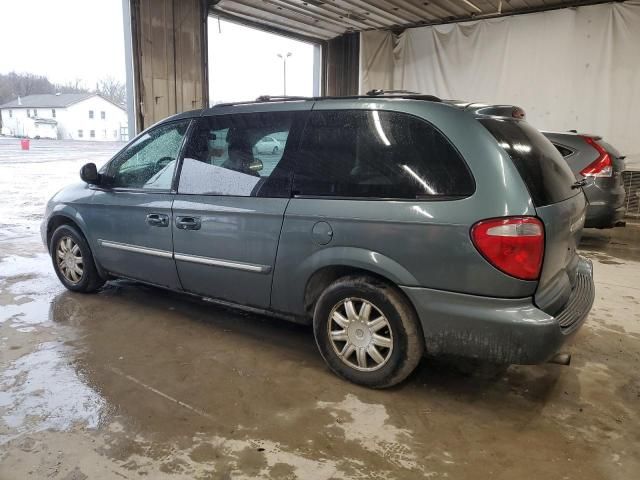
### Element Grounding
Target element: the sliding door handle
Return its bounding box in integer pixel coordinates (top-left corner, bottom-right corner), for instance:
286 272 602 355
146 213 169 227
175 216 201 230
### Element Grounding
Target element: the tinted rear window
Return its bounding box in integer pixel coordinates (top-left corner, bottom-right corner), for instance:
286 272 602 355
480 118 577 206
553 144 574 157
294 110 474 199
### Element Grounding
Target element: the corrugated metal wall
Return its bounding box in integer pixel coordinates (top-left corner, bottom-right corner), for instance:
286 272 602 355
623 171 640 218
132 0 208 131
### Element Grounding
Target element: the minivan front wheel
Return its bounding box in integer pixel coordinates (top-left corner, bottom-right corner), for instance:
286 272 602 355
313 276 424 388
50 225 105 293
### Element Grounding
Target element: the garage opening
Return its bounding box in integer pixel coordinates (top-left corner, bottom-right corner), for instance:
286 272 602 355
208 18 322 104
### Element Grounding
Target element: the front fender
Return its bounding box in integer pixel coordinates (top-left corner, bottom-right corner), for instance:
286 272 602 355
43 183 94 247
45 204 110 280
47 204 92 245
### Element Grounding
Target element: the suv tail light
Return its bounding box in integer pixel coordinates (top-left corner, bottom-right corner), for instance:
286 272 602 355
471 217 544 281
579 136 612 177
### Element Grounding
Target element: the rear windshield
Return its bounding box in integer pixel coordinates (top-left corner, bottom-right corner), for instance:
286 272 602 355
480 118 577 207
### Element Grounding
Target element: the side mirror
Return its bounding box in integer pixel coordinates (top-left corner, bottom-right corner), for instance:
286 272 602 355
80 162 100 185
249 159 263 173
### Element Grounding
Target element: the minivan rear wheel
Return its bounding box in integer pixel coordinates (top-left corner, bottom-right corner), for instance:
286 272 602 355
313 276 424 388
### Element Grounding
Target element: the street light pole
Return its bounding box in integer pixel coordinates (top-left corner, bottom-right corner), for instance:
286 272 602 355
277 52 292 96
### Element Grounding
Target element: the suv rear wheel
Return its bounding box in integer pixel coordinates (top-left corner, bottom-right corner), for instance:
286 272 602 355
313 276 424 388
50 225 105 293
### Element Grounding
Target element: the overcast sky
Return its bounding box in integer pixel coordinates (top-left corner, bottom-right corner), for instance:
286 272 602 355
0 2 315 100
208 18 316 104
0 0 126 87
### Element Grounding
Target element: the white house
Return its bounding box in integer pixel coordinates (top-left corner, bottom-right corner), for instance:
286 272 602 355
0 93 128 141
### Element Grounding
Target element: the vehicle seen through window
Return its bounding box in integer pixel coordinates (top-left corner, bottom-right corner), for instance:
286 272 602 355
179 112 292 197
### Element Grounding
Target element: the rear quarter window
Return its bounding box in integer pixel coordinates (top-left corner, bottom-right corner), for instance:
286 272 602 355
293 110 474 199
480 118 577 207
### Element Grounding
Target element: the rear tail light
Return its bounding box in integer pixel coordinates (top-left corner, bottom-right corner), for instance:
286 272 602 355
579 136 613 177
471 217 544 281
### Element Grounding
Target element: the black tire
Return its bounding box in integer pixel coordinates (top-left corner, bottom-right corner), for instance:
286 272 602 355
313 275 424 388
50 224 105 293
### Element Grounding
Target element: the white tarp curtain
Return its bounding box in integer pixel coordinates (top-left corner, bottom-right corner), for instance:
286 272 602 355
360 1 640 163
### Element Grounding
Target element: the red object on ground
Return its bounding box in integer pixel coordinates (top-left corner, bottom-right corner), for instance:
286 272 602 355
20 139 30 150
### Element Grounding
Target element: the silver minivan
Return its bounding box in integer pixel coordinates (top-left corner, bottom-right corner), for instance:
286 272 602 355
42 94 595 388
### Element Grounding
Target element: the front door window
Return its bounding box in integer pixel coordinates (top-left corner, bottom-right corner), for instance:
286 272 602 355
105 120 190 190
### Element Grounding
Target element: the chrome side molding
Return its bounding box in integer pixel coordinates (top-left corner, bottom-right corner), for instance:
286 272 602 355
98 239 270 273
174 252 270 273
98 239 173 259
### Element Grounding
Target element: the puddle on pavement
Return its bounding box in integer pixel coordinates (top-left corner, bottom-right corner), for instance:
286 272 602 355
0 340 108 444
0 277 556 477
0 251 109 445
25 285 620 477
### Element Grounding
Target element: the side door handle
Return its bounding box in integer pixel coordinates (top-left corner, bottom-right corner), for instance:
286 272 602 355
146 213 169 227
175 216 201 230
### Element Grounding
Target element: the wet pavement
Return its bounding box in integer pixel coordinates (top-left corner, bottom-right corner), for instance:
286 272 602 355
1 138 639 479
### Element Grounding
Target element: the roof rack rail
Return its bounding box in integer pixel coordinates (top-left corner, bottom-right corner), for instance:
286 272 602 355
212 92 442 108
255 95 311 102
213 95 312 108
366 89 420 96
365 89 441 102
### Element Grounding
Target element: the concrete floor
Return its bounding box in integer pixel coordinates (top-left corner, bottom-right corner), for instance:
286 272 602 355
0 139 639 479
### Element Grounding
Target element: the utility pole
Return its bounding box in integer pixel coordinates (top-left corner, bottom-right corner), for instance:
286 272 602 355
277 52 292 96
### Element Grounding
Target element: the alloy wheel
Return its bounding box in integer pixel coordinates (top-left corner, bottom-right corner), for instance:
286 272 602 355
328 297 393 372
56 236 84 284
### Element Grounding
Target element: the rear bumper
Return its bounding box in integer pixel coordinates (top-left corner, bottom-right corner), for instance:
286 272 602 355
401 257 594 364
585 202 626 228
584 182 626 228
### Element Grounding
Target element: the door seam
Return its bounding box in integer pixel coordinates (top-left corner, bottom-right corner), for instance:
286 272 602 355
268 197 292 309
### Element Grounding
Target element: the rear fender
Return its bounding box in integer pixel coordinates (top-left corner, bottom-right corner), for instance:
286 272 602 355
287 246 418 316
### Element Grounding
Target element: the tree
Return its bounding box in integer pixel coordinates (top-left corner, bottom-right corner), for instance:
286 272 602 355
96 76 126 106
0 72 89 105
0 72 54 104
56 78 89 94
0 72 127 109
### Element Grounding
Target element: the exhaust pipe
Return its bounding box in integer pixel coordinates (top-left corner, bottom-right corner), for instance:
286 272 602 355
548 353 571 366
615 221 626 227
